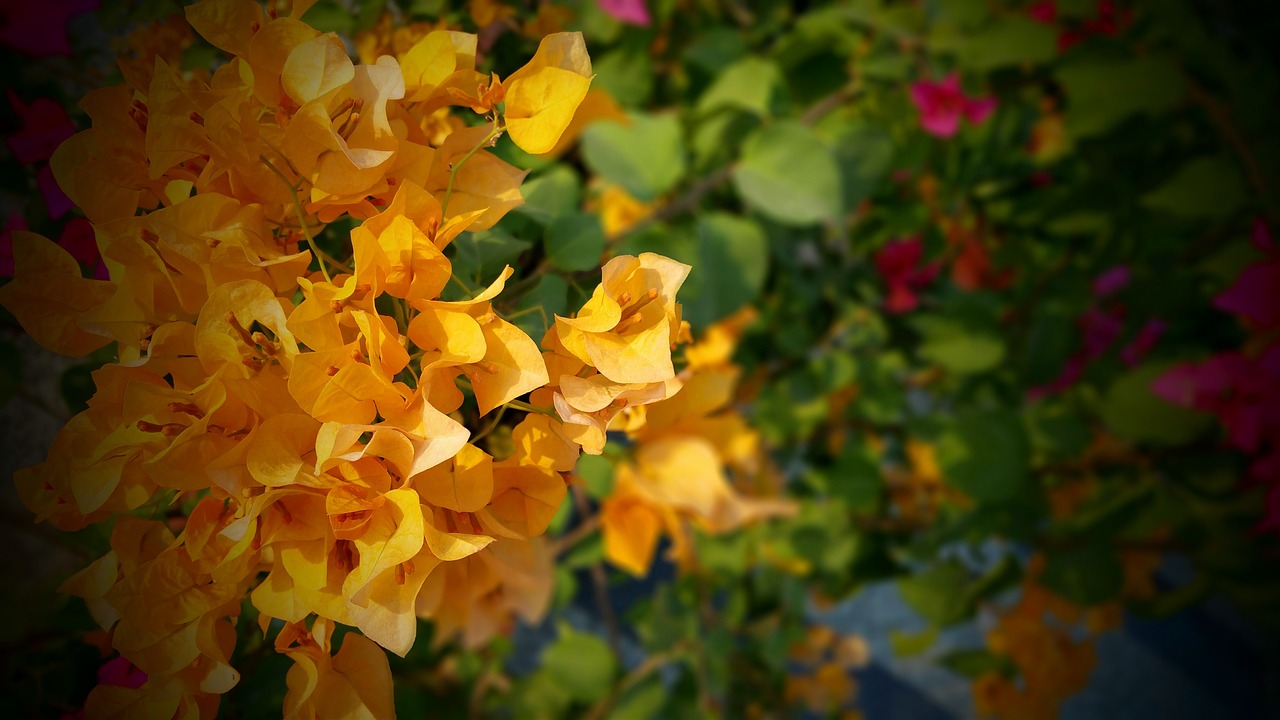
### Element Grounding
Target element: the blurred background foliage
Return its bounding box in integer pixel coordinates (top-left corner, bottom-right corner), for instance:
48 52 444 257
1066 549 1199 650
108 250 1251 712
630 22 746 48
1 0 1279 718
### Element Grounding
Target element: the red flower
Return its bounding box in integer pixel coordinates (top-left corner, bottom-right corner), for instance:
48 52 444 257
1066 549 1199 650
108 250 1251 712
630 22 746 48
875 237 939 314
909 74 996 139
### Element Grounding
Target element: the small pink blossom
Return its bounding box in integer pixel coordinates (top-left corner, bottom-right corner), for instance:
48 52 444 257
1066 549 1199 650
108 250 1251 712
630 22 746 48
909 74 997 139
5 91 76 164
0 0 99 57
597 0 650 26
874 237 940 314
1120 319 1165 367
1092 265 1130 298
38 164 73 219
1214 220 1280 330
98 656 147 689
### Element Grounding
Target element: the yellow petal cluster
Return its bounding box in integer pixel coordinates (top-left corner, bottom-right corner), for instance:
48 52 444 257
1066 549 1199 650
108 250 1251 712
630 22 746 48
2 4 611 717
597 309 796 575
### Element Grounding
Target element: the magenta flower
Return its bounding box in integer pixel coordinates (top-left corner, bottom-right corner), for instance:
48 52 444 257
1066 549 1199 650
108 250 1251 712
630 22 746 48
1121 319 1165 367
0 0 98 57
909 74 997 138
874 237 940 314
1214 219 1280 329
1092 265 1131 298
5 91 76 164
97 656 148 689
597 0 650 26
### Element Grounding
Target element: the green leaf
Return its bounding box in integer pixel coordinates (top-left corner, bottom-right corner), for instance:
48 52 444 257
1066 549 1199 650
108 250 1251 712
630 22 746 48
577 453 614 500
733 121 843 226
898 560 974 626
1057 56 1185 138
545 213 606 272
912 314 1005 375
301 0 355 33
510 274 568 341
829 439 883 511
889 626 939 657
823 120 895 213
607 676 668 720
541 625 618 703
449 230 531 293
678 213 769 329
936 408 1030 503
1040 542 1123 605
581 114 686 202
1142 155 1246 220
951 16 1057 70
517 166 582 225
697 56 785 117
593 46 655 107
1101 363 1213 445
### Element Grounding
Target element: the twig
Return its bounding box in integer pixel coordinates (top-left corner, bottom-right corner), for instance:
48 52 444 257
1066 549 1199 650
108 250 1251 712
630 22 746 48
582 642 690 720
573 484 622 660
259 154 333 283
443 123 505 217
550 513 602 557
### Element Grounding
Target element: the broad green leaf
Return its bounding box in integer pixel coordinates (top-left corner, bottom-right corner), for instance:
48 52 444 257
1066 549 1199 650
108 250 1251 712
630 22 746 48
541 625 617 703
936 408 1030 503
545 213 606 272
898 560 974 626
517 166 582 225
678 213 769 329
577 453 614 500
697 56 784 117
733 122 842 225
951 16 1057 70
1101 363 1213 445
912 314 1005 375
889 626 939 657
1040 542 1123 605
510 274 568 342
1057 56 1185 138
1142 155 1246 220
581 114 686 202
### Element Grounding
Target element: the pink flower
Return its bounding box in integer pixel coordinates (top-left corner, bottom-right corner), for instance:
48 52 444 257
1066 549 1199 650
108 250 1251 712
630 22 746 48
38 164 73 219
1027 0 1057 23
1120 319 1165 367
874 237 939 314
98 656 147 689
0 0 99 57
5 91 76 164
1092 265 1130 298
909 74 997 139
1214 220 1280 329
597 0 650 26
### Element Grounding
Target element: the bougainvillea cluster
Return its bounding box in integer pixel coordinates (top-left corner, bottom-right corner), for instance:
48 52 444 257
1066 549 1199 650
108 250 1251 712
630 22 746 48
0 0 705 715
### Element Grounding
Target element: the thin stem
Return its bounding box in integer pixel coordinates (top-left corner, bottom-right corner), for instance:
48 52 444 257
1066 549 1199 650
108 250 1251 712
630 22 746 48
574 484 622 661
442 123 504 218
503 399 557 417
260 154 333 283
582 642 690 720
471 403 508 444
550 513 602 557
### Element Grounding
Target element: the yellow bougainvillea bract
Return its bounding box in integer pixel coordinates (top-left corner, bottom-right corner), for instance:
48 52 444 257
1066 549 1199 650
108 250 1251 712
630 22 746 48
2 2 692 716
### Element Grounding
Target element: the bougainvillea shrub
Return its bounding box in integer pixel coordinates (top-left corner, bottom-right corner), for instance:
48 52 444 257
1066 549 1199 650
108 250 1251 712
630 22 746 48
1 0 1277 718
